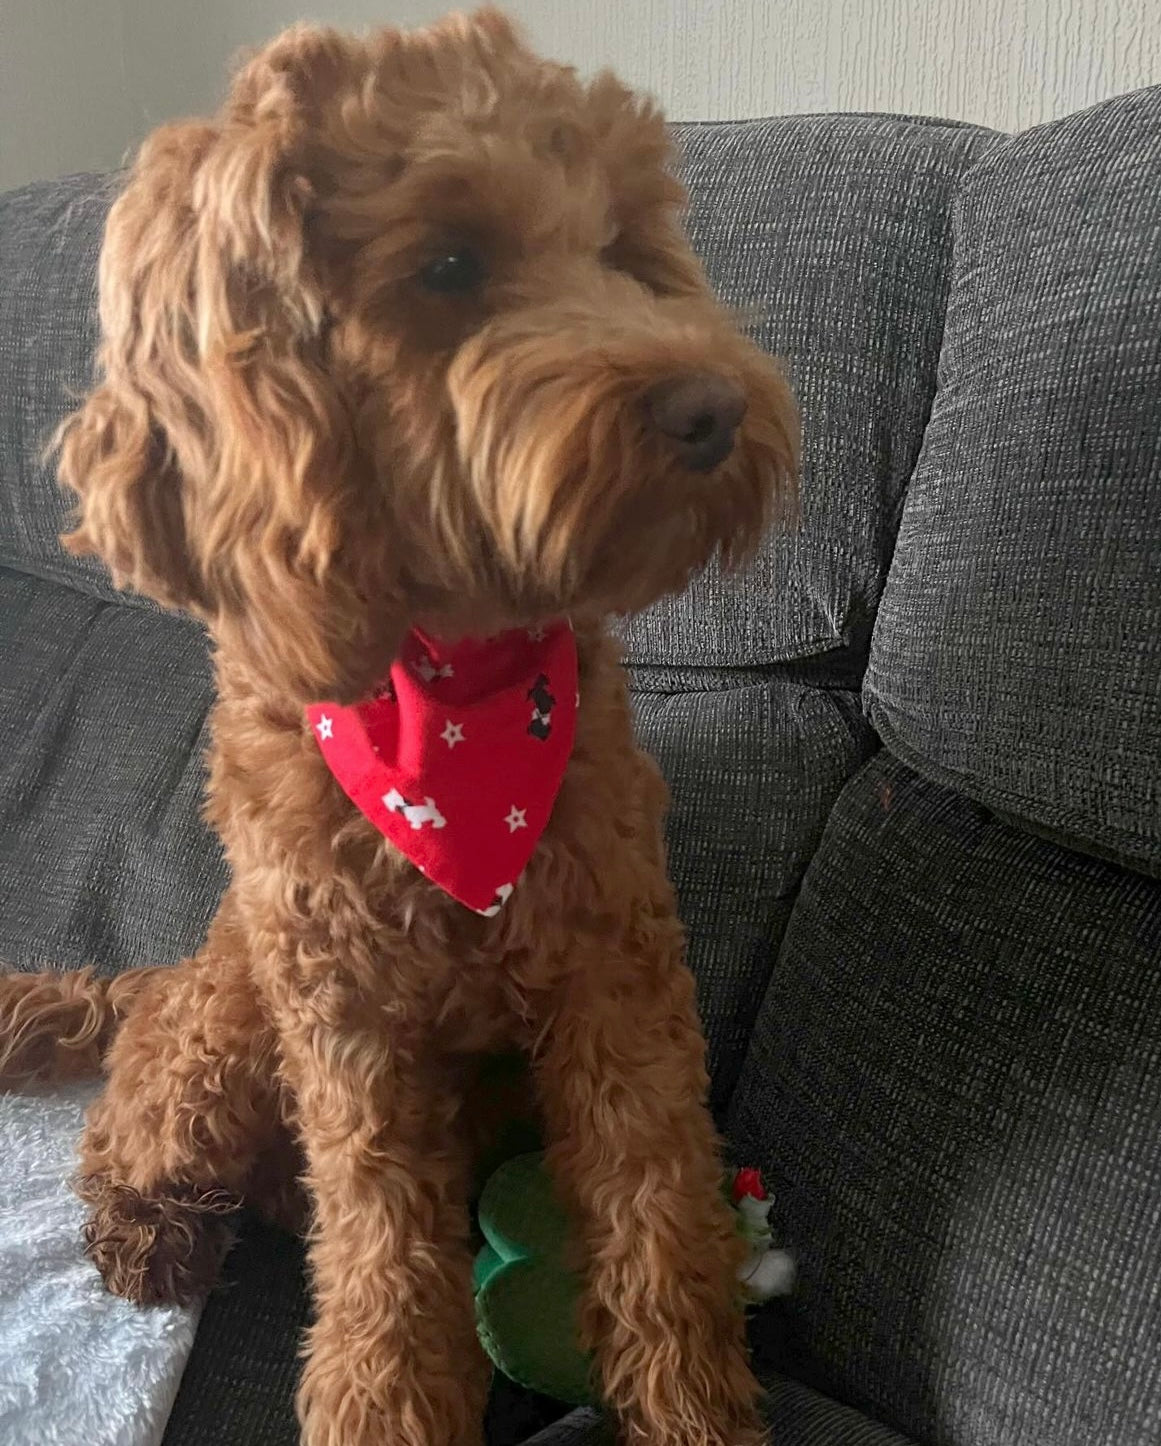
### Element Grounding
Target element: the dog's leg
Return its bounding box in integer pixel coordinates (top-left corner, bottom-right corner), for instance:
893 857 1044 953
534 938 765 1446
78 950 285 1306
270 1002 487 1446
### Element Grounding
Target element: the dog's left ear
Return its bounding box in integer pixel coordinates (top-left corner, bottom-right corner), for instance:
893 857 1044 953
64 27 402 703
189 28 388 702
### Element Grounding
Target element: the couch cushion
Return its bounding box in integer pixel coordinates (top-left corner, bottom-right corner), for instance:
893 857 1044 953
0 566 224 972
516 1371 918 1446
634 679 875 1109
162 1214 918 1446
730 749 1161 1446
518 1377 917 1446
0 173 129 605
865 86 1161 876
623 114 1000 676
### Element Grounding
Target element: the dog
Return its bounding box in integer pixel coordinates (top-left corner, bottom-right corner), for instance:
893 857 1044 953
0 9 798 1445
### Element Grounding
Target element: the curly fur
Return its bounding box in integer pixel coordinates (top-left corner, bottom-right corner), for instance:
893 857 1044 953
0 9 798 1445
0 967 157 1082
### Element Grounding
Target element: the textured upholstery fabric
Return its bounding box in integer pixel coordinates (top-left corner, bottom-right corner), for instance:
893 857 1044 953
731 750 1161 1446
622 114 999 674
0 567 224 973
865 87 1161 876
634 680 875 1108
0 173 126 604
517 1372 917 1446
161 1220 307 1446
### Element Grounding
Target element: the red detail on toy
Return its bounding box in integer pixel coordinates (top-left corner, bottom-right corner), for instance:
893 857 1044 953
732 1167 768 1203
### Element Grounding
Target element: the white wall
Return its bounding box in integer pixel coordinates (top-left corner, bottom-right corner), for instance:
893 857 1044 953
3 0 1160 190
0 0 136 190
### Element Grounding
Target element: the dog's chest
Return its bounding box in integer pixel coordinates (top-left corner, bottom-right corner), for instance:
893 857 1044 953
373 928 548 1055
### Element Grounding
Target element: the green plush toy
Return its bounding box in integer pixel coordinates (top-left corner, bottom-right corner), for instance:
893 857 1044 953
472 1152 795 1406
473 1152 595 1404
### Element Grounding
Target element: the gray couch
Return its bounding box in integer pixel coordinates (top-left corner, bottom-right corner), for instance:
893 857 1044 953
1 82 1159 1446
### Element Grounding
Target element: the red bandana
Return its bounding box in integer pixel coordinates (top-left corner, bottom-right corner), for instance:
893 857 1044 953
305 624 578 915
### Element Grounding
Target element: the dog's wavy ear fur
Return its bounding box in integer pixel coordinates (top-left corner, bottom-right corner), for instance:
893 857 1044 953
59 27 394 702
57 114 224 615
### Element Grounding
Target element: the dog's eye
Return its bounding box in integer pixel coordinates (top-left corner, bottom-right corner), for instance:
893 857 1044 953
419 249 486 295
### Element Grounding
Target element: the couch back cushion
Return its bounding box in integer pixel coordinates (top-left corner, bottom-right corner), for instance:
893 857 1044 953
623 113 999 676
865 86 1161 876
0 567 224 973
0 173 128 604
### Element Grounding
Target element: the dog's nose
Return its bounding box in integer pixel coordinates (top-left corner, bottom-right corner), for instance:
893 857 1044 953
646 373 747 472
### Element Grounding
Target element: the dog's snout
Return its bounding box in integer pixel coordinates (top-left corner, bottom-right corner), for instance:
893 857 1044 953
645 373 747 473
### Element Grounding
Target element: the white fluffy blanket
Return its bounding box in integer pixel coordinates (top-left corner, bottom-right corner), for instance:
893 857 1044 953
0 1081 199 1446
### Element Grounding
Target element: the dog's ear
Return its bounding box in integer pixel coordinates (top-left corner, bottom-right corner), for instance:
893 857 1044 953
58 120 220 613
61 29 400 701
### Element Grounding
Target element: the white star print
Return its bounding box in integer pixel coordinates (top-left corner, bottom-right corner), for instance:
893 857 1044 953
315 715 334 741
441 720 465 749
504 806 528 833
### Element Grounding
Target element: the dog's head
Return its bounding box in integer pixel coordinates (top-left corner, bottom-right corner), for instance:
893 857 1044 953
59 8 798 704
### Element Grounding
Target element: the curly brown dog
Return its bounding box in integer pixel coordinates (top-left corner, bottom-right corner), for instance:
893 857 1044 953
0 9 797 1445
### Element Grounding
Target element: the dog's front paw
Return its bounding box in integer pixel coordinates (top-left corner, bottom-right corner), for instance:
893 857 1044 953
77 1174 240 1307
